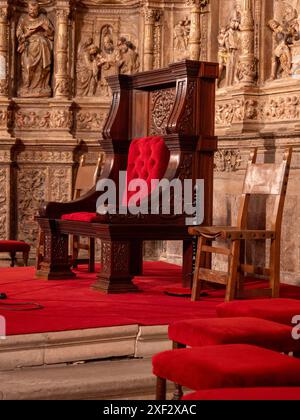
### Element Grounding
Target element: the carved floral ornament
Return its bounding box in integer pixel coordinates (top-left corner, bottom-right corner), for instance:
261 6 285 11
185 0 209 8
216 94 300 126
214 150 242 173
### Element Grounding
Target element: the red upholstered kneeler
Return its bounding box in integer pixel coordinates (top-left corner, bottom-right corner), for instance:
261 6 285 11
169 317 300 353
0 240 30 267
152 344 300 400
216 299 300 325
182 387 300 400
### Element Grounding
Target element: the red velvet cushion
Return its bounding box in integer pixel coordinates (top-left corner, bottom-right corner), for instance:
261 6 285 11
182 387 300 400
168 317 300 353
61 212 98 222
125 136 170 205
216 299 300 325
152 344 300 390
0 240 30 252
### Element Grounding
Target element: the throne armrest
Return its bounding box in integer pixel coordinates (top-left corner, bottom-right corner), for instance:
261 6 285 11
39 187 100 219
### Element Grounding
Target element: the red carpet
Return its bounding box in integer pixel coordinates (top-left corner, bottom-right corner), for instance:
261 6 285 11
0 262 300 336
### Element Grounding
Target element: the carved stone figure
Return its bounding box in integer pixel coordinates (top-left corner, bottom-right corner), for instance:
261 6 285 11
16 0 54 97
174 18 190 54
217 11 241 87
97 32 121 96
76 38 100 97
117 37 140 75
217 27 228 86
268 19 293 80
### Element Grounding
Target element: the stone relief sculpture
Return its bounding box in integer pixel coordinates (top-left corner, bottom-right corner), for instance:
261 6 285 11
76 39 100 97
268 4 300 80
76 26 140 97
173 17 191 61
16 0 54 97
217 11 241 87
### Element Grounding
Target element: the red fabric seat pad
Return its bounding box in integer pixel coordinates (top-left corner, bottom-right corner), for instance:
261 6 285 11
124 136 170 205
61 212 98 222
168 317 299 353
216 298 300 325
0 240 30 252
152 344 300 391
182 387 300 400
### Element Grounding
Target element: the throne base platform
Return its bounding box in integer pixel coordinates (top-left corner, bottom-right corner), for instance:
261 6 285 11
0 261 300 399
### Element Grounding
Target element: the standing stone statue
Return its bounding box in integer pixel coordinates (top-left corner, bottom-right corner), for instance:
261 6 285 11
16 0 54 97
268 19 293 80
76 39 100 97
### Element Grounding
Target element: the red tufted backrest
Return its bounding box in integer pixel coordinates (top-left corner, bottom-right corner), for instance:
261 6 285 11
124 136 170 205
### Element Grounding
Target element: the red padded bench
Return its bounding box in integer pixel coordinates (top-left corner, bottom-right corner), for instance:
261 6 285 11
168 317 300 354
0 240 30 267
153 344 300 400
216 298 300 325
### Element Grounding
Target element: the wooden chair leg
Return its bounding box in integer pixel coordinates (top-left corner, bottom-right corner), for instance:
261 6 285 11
36 228 43 270
156 376 167 400
225 240 240 302
237 240 245 294
88 238 95 273
10 251 16 267
172 341 185 400
270 237 280 298
23 250 29 266
72 235 79 268
191 236 206 301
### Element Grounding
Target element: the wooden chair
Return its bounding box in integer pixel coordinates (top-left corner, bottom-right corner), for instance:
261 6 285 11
189 147 292 302
70 153 104 272
36 153 104 272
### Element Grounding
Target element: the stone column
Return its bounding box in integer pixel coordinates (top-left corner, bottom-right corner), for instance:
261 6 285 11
186 0 203 61
237 0 256 86
143 7 161 71
54 2 70 98
0 2 8 97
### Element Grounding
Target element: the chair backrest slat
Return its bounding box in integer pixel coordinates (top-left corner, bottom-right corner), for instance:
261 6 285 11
243 163 287 195
74 154 104 199
237 148 292 230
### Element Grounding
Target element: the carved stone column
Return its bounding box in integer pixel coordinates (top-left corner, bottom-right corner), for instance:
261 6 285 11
0 2 8 97
237 0 256 86
54 2 70 98
186 0 204 61
143 7 161 71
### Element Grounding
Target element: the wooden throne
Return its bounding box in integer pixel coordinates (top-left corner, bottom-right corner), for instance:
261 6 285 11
36 60 218 293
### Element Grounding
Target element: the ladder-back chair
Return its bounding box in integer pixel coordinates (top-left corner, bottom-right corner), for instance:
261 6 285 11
70 153 104 272
36 153 104 272
190 147 292 302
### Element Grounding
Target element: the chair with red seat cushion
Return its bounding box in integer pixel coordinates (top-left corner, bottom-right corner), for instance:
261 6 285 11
36 61 218 291
153 344 300 400
169 317 300 353
182 387 300 400
0 240 30 267
216 298 300 325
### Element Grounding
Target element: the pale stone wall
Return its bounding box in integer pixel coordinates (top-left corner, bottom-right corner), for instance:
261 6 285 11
1 0 300 285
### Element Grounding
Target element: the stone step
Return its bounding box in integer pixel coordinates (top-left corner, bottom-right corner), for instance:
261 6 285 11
0 324 171 370
0 358 160 400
